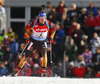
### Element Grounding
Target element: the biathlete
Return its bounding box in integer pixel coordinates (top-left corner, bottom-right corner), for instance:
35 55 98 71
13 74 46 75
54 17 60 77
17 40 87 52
15 10 56 76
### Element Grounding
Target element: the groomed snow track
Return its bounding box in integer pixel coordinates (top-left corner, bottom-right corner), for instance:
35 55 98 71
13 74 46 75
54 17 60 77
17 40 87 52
0 77 100 84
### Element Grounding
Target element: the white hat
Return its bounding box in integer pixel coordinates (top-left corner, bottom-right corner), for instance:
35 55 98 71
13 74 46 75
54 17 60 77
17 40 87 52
34 63 39 68
4 35 8 39
69 61 74 66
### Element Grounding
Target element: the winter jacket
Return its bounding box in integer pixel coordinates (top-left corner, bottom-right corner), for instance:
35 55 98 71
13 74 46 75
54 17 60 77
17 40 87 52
47 11 60 23
82 51 92 64
85 69 95 78
54 28 65 45
85 17 95 27
66 43 78 62
95 73 100 78
3 50 12 61
25 19 56 39
68 26 76 36
8 40 19 54
0 66 8 76
87 7 98 17
94 15 100 26
92 53 100 63
0 33 7 45
7 32 15 39
73 67 86 77
90 37 100 54
57 5 66 14
72 29 84 48
74 60 85 68
66 68 74 77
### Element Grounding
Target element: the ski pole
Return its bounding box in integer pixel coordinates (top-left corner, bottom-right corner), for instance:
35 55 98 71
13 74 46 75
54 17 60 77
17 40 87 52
19 42 29 56
50 43 53 63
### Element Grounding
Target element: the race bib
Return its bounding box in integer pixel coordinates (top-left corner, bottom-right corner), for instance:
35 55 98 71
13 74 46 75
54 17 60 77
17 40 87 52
31 28 48 41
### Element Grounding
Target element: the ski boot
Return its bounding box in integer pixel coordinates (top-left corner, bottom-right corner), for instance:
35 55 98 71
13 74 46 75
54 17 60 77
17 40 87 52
41 67 47 77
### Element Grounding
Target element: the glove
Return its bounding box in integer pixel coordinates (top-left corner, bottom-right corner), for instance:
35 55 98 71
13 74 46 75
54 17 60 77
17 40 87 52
49 38 53 44
26 38 30 44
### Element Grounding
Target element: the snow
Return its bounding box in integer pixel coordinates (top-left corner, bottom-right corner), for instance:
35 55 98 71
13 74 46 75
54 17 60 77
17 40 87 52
0 77 100 84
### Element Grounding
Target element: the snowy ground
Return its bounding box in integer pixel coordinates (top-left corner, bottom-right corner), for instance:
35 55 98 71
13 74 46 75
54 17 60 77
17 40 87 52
0 77 100 84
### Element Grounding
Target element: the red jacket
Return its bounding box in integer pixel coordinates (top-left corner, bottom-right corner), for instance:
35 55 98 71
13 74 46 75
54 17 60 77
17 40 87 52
95 73 100 78
94 15 100 27
68 26 76 36
25 19 56 39
73 67 86 77
85 17 95 27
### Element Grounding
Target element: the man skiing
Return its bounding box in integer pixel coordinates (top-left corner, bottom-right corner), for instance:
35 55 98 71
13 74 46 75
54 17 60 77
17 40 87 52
15 10 56 76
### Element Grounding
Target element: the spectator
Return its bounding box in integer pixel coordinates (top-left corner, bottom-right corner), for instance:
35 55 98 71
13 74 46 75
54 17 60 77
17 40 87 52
4 60 13 74
54 22 65 45
2 35 10 48
72 23 84 54
59 8 68 25
68 3 79 21
64 39 78 62
64 56 69 71
66 61 75 78
55 61 63 77
79 8 87 27
2 46 12 61
68 20 77 36
47 6 59 23
8 36 19 61
59 7 70 30
85 11 95 40
90 32 100 55
0 29 6 45
85 11 95 27
94 9 100 35
85 65 95 78
92 47 100 64
32 63 41 76
53 23 65 63
0 62 8 76
0 45 3 61
9 36 19 54
32 52 41 65
73 63 86 78
93 62 100 74
61 7 68 17
74 54 85 68
0 1 6 32
44 1 52 14
7 28 16 40
57 0 66 14
82 46 92 66
80 35 88 52
62 8 71 34
87 2 98 17
18 43 25 55
95 70 100 78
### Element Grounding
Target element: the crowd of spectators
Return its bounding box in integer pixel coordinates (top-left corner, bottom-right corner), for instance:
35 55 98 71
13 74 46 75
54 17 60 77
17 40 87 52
45 1 100 78
0 0 100 78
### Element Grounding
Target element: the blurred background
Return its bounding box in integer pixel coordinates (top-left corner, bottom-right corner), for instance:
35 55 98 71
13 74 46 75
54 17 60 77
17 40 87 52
0 0 100 78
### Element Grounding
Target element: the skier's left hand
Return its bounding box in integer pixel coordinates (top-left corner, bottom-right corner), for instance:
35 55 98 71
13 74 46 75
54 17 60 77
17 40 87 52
49 38 53 44
26 38 30 44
